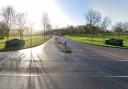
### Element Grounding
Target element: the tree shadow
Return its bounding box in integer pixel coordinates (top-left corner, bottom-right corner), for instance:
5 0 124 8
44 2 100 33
26 49 61 89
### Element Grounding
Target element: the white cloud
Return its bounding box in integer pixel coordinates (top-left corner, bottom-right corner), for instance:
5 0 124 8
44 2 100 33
0 0 76 30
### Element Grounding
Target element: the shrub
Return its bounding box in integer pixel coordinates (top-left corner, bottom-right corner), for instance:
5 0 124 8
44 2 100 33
5 39 25 48
0 36 4 39
105 39 123 46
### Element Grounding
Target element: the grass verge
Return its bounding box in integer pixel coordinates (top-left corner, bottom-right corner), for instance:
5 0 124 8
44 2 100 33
0 35 51 52
65 34 128 49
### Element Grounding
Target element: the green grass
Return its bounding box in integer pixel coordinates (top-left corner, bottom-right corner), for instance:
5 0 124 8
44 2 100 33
65 34 128 48
0 35 51 52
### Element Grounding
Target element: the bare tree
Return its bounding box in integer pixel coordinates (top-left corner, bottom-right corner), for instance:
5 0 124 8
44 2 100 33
85 9 101 26
16 13 26 40
85 9 101 43
123 22 128 39
101 17 111 41
29 22 33 47
113 22 124 40
46 23 52 35
0 22 8 39
42 12 50 40
1 6 16 40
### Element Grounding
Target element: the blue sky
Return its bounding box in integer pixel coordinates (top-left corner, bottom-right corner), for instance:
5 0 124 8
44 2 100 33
56 0 90 25
1 0 128 29
57 0 128 26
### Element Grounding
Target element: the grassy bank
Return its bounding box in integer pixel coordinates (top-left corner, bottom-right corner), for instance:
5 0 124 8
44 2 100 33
0 35 51 52
65 34 128 48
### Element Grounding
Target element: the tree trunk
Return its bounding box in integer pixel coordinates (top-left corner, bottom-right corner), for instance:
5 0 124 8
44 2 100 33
103 32 105 42
117 32 120 40
7 32 9 41
91 29 94 44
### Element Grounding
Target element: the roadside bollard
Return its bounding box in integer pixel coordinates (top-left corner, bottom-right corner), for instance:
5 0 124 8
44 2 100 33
55 37 58 42
63 41 72 53
63 41 68 52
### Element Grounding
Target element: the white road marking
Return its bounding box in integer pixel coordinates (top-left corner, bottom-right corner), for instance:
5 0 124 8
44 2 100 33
0 73 40 77
1 73 128 78
105 76 128 78
118 60 128 62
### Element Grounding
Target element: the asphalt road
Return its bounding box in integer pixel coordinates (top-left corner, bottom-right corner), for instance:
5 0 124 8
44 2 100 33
0 37 128 89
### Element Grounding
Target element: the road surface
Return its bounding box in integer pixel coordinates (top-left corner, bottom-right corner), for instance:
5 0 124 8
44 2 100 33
0 37 128 89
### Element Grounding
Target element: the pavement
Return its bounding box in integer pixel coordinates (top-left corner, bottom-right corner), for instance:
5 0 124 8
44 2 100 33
0 37 128 89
